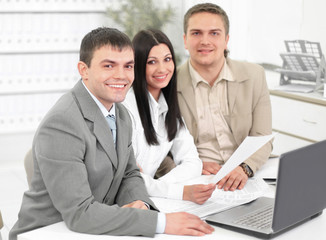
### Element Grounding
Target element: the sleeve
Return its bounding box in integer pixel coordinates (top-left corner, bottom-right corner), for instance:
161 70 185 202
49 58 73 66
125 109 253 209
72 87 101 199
245 67 273 173
123 104 185 200
159 123 203 185
140 172 184 200
35 110 158 237
115 144 159 209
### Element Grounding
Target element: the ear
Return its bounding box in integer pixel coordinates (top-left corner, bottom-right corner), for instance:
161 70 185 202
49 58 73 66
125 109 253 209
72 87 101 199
77 61 88 81
225 34 230 48
183 33 188 50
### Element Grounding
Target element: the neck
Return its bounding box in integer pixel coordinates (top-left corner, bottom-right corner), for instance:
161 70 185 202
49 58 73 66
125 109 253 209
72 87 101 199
148 89 161 102
190 59 225 86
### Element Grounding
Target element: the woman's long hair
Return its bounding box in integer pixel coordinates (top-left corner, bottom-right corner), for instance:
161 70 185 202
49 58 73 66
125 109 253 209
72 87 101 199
132 29 184 145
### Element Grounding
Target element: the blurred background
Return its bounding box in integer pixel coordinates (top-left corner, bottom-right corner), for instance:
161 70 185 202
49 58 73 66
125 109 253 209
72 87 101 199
1 0 326 166
1 1 325 239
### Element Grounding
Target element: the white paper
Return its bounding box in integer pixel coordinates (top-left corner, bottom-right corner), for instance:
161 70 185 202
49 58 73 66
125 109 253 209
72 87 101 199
209 133 277 184
151 177 271 218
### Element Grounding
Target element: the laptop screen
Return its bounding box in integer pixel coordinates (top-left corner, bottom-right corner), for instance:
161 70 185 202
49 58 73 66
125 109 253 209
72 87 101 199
272 140 326 232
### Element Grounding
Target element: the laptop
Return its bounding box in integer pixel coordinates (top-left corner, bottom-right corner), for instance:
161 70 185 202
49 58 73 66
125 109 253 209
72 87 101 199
206 140 326 239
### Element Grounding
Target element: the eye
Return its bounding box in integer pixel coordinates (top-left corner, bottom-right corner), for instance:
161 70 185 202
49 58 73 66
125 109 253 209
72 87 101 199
165 57 172 62
211 31 219 36
192 31 199 36
125 64 134 69
104 64 113 68
147 60 156 65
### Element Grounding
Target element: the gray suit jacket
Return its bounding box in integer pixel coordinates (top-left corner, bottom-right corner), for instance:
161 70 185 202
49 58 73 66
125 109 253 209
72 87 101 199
9 80 158 240
177 59 272 173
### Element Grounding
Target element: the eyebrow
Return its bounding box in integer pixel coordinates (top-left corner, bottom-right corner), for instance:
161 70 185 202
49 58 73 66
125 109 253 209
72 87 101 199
189 28 222 32
100 59 134 65
148 53 172 59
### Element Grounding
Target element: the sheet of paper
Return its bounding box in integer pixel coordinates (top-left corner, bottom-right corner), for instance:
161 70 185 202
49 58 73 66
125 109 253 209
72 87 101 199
209 133 277 184
151 177 271 218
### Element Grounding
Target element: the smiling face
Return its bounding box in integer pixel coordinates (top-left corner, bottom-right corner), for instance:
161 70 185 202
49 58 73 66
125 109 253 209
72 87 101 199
184 12 229 71
145 43 175 101
78 45 134 110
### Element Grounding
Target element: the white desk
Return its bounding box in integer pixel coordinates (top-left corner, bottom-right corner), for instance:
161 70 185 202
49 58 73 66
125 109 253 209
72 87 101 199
17 212 326 240
17 158 326 240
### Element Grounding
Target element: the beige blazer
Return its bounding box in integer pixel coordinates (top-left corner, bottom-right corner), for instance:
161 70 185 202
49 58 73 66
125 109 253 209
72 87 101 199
177 58 272 173
9 80 158 240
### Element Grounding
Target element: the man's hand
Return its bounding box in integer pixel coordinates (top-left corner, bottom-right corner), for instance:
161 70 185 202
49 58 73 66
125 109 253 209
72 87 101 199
183 184 216 204
202 162 221 175
217 166 248 191
165 212 214 236
121 200 148 210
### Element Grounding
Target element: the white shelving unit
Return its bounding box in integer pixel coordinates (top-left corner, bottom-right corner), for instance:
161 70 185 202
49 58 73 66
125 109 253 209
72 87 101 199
0 1 111 134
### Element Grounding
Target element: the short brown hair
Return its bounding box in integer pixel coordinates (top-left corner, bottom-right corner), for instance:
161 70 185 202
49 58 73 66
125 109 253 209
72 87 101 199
79 27 132 67
183 3 230 57
184 3 229 35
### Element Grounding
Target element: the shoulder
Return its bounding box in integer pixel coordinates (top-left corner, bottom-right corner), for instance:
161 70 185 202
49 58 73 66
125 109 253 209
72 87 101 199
34 91 87 147
177 60 190 78
41 92 80 126
227 58 264 77
177 60 192 90
116 102 132 124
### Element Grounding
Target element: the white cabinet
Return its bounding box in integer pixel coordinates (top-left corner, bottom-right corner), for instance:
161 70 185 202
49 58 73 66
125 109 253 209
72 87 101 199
270 90 326 155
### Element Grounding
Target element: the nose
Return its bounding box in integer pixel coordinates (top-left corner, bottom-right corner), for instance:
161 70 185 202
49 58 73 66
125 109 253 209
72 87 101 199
157 62 166 73
113 66 126 79
200 33 210 45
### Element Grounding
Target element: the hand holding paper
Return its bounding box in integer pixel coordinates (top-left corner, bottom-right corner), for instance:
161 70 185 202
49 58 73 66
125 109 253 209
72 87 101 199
208 133 277 184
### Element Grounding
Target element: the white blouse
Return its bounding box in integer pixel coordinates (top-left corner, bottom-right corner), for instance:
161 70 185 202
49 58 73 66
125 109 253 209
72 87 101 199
122 87 202 200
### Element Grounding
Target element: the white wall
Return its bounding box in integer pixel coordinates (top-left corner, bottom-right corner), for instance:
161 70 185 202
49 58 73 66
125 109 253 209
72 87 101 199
1 0 325 165
179 0 326 66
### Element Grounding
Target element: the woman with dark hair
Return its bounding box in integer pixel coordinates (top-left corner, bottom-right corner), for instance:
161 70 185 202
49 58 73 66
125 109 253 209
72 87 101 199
122 29 216 204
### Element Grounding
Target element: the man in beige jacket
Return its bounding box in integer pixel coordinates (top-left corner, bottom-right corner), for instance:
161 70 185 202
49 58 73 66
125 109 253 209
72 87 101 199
177 3 272 191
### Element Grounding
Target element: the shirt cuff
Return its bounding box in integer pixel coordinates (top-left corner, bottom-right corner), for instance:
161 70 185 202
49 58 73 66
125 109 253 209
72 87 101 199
143 202 150 209
156 212 166 234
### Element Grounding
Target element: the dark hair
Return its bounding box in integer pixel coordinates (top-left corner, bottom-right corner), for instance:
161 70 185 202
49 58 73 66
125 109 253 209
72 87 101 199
184 3 230 58
132 29 184 145
79 27 133 67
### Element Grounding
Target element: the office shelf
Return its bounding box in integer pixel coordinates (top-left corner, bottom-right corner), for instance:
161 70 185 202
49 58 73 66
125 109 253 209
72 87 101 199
0 1 109 133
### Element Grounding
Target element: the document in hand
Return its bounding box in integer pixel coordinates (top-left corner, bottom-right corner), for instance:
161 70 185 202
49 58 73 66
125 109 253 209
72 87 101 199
151 177 271 218
208 133 277 184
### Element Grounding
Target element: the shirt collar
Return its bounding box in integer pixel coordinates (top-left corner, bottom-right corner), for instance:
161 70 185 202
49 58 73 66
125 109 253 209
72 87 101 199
82 80 115 117
148 92 168 116
189 59 234 88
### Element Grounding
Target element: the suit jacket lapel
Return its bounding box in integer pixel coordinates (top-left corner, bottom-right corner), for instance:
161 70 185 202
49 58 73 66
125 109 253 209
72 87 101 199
115 105 126 169
72 80 118 169
93 117 118 169
226 58 248 114
227 80 239 114
178 61 198 123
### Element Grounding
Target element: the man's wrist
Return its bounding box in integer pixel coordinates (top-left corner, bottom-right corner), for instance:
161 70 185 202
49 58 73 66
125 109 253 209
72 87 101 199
143 202 150 209
240 163 254 177
156 212 166 233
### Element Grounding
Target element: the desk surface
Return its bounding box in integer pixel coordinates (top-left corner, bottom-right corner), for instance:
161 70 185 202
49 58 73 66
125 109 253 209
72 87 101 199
18 211 326 240
269 89 326 106
265 69 326 106
17 158 326 240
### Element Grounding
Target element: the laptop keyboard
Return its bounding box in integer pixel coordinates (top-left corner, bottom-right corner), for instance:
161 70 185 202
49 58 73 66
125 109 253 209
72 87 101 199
233 205 274 229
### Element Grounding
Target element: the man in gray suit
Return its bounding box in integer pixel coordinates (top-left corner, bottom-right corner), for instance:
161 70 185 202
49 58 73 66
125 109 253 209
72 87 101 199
9 27 214 240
